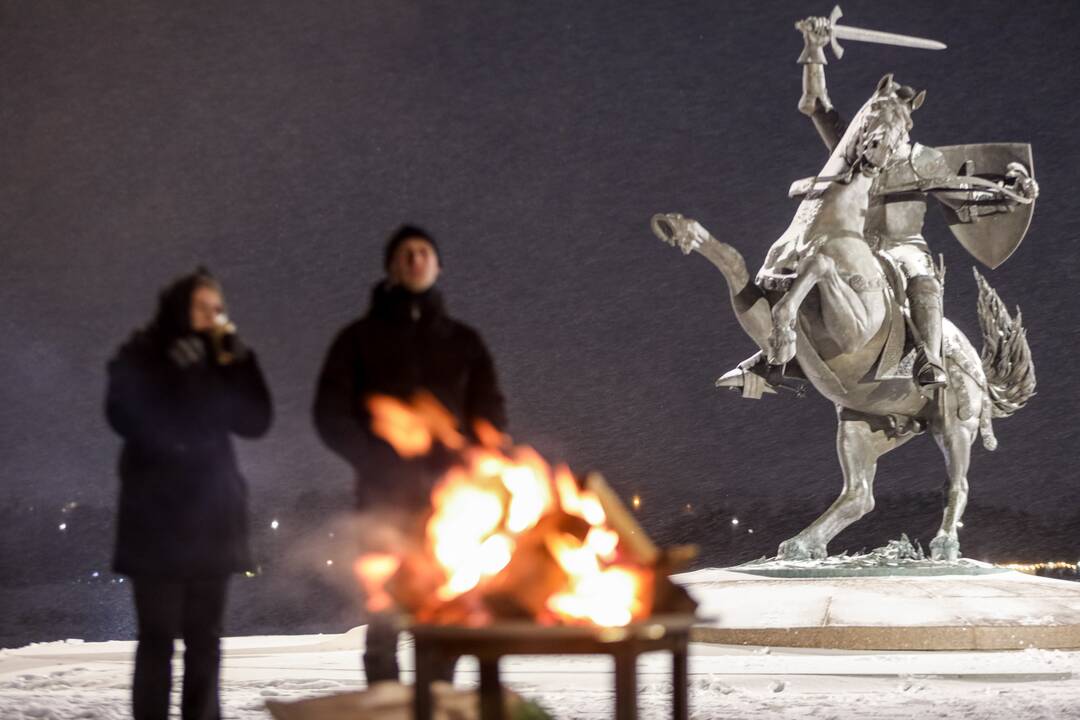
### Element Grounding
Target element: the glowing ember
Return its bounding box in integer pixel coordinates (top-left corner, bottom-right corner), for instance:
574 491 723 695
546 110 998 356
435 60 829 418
355 394 659 627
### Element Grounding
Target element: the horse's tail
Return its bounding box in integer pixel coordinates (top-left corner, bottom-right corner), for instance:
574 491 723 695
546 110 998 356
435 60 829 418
974 268 1036 450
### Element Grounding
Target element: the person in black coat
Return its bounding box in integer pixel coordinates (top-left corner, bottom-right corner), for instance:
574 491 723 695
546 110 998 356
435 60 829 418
107 268 272 720
313 225 506 683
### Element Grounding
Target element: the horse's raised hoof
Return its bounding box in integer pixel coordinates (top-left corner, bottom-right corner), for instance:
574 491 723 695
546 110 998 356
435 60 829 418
768 322 797 365
930 535 960 562
778 537 826 561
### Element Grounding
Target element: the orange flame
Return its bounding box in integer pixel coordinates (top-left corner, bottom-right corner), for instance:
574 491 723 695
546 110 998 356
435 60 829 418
366 392 464 457
545 531 652 626
353 553 401 612
355 394 653 627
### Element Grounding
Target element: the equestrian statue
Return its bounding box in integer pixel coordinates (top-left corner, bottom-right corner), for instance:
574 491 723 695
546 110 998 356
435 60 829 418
651 7 1038 562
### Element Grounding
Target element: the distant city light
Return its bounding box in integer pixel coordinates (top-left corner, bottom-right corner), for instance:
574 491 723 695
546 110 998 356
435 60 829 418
685 503 693 512
270 519 279 530
58 523 67 531
748 529 754 534
91 571 99 578
999 560 1078 575
731 517 740 526
326 559 334 566
632 494 641 510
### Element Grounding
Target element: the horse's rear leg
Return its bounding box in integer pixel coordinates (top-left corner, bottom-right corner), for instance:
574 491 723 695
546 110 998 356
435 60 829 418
778 409 912 560
653 214 776 353
929 408 978 562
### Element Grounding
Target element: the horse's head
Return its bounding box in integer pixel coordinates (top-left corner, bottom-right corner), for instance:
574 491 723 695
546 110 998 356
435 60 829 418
846 74 926 178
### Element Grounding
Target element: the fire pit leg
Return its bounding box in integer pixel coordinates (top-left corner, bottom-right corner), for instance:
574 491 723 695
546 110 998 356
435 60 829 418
613 644 638 720
478 657 504 720
408 618 695 720
413 636 434 720
672 635 688 720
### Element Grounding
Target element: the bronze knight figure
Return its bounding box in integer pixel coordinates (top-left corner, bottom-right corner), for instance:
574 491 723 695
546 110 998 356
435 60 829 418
651 7 1038 562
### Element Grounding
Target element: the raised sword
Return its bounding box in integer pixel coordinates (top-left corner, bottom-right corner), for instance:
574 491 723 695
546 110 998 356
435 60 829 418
795 5 946 60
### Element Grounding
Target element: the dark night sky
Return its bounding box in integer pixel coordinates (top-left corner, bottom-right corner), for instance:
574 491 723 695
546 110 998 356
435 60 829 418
2 1 1079 636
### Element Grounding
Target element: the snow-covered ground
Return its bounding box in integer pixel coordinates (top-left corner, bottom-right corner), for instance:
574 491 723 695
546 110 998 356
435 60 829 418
3 626 1080 719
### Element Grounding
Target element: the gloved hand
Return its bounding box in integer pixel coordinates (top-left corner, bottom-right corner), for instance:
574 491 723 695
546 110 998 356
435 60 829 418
168 335 208 368
215 330 251 364
796 16 831 64
208 313 251 365
1005 162 1039 201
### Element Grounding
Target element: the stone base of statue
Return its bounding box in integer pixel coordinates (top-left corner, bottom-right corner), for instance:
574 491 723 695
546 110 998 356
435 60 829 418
675 546 1080 650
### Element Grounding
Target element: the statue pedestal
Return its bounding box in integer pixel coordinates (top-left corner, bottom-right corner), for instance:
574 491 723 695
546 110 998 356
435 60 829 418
675 567 1080 650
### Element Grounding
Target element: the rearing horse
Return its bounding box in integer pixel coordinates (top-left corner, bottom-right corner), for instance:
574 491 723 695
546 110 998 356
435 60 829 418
652 75 1035 562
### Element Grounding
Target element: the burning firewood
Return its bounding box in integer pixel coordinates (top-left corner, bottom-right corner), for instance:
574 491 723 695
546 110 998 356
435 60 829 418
481 513 572 620
355 394 698 629
583 472 658 565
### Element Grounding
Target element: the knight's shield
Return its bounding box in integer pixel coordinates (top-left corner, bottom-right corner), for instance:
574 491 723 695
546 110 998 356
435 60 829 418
933 143 1035 269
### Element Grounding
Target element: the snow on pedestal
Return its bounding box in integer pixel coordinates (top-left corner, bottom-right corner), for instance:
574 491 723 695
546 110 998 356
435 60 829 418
676 566 1080 650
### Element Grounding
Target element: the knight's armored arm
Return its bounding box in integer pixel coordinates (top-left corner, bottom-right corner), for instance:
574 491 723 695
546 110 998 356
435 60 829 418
933 163 1039 223
797 16 847 152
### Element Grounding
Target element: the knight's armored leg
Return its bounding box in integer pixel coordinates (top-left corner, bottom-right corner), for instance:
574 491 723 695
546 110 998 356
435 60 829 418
906 275 947 391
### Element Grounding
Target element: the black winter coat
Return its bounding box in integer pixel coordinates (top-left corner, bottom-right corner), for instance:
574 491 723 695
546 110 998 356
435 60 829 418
107 310 272 578
313 282 506 510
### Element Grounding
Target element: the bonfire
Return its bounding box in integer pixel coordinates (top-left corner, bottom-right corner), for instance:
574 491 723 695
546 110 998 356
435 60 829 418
354 393 697 628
